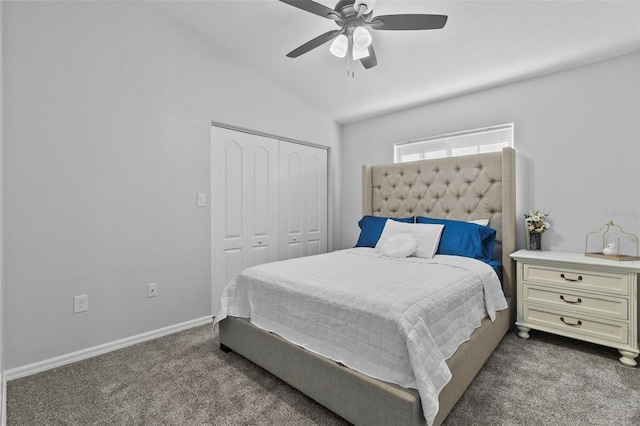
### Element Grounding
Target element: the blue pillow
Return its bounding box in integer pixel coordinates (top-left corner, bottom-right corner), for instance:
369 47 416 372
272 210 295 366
416 216 496 262
354 215 414 248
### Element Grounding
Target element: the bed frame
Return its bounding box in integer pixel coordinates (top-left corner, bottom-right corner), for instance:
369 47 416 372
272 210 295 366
219 147 516 425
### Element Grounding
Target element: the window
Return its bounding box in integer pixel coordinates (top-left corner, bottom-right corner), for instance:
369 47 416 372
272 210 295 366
394 123 513 163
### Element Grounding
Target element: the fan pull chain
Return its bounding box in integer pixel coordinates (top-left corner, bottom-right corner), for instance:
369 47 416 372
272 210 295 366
346 44 355 78
345 37 350 77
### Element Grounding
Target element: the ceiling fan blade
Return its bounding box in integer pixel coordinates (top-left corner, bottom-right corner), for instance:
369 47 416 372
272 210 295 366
278 0 338 20
286 30 341 58
370 14 448 30
360 45 377 69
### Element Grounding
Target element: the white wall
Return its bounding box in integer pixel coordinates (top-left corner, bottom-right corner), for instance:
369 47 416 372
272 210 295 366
0 0 5 419
2 1 340 370
340 52 640 252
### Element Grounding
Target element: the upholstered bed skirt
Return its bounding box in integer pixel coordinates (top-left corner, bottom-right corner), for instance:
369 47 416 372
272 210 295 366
219 302 511 426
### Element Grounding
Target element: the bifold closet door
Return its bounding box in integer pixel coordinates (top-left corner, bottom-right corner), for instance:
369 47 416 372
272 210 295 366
211 127 279 314
278 141 328 260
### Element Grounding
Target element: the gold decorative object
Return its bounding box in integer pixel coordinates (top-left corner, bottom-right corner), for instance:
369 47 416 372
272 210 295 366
585 221 640 261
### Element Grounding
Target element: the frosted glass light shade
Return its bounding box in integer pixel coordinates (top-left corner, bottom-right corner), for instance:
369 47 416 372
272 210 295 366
353 26 372 50
352 45 370 60
354 0 378 13
329 34 348 58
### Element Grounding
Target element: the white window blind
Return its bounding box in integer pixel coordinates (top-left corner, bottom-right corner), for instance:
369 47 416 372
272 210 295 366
394 124 513 163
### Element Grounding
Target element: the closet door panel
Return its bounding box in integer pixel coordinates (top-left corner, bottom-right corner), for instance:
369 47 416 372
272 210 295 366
246 144 278 261
305 150 327 255
223 142 243 243
280 148 303 259
252 147 271 237
223 248 243 292
212 127 278 315
279 141 328 260
307 240 321 256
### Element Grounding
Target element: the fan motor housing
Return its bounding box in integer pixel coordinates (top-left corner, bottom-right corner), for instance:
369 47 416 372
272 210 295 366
335 1 373 33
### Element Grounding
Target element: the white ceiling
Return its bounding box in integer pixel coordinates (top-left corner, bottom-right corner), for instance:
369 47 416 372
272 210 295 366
153 0 640 124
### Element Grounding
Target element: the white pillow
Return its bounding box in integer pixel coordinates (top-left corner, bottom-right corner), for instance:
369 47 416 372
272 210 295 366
375 220 444 259
468 219 490 226
379 233 418 258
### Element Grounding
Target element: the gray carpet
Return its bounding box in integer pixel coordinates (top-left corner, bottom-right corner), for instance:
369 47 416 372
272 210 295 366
6 323 640 425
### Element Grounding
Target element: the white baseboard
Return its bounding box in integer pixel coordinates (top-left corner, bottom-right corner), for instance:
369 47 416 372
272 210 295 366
4 316 213 381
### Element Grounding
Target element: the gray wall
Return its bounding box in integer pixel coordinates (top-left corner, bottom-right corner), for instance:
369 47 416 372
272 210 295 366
340 52 640 252
2 1 341 370
0 0 5 417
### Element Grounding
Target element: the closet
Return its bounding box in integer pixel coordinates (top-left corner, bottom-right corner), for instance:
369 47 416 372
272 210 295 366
211 125 328 315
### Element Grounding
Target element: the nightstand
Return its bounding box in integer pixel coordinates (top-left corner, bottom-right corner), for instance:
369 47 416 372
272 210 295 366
510 250 640 366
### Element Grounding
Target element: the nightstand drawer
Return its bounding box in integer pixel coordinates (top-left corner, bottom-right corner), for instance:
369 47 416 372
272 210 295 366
522 285 628 320
522 305 628 345
512 250 639 366
524 264 628 295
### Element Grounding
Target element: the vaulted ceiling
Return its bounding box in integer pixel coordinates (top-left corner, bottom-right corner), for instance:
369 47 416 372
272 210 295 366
153 0 640 124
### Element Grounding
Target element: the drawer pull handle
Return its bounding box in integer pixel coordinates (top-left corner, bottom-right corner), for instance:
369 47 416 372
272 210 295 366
560 317 582 327
559 295 582 304
560 273 582 282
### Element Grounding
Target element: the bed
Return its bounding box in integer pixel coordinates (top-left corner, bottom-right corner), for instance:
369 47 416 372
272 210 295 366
215 147 516 426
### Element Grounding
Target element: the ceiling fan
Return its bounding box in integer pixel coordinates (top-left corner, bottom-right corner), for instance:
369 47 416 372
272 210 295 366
278 0 448 70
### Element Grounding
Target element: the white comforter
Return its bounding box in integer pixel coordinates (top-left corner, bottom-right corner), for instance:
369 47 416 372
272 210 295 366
214 248 508 425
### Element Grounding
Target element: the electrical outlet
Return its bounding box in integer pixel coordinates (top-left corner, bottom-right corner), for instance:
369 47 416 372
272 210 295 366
197 193 206 207
147 283 158 298
74 294 88 313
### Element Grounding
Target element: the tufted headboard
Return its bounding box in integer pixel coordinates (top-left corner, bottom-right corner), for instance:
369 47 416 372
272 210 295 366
362 147 516 301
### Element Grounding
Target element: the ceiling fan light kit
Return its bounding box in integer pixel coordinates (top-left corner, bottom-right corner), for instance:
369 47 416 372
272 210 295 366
279 0 447 70
352 26 372 50
352 44 370 60
329 34 349 58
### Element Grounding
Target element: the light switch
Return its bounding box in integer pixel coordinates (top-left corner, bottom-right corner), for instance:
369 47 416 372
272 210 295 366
197 193 206 207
